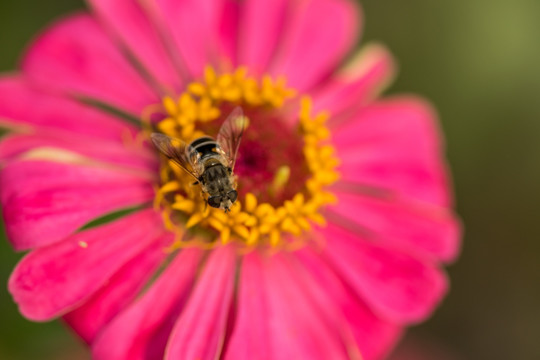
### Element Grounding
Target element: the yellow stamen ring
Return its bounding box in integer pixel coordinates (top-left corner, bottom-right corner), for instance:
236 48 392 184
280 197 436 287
150 66 340 250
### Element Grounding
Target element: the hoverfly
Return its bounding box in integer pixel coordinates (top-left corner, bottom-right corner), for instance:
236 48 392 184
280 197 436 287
151 107 246 212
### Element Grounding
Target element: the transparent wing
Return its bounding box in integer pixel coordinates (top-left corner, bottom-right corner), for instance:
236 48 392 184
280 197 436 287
150 133 200 181
216 107 246 170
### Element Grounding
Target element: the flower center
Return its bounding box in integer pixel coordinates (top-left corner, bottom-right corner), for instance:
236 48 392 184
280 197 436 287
145 67 340 250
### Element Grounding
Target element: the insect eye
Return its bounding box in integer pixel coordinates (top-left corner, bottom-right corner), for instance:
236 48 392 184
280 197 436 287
228 190 238 203
208 196 222 208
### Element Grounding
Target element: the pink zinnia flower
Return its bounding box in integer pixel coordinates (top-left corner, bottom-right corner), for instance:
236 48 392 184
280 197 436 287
1 0 460 359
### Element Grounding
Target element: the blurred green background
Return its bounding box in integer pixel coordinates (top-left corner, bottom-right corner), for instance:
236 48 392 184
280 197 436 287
1 0 539 359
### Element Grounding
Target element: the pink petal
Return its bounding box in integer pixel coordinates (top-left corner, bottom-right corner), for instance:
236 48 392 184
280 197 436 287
0 133 157 172
8 209 165 321
332 97 451 207
322 223 448 324
87 0 182 91
269 0 360 91
22 13 158 115
226 252 354 360
0 76 138 142
222 252 271 359
217 0 241 65
312 44 396 115
151 0 231 78
261 252 351 359
236 0 289 75
1 160 155 250
165 245 237 360
330 191 461 262
63 232 172 343
92 248 203 360
295 247 402 360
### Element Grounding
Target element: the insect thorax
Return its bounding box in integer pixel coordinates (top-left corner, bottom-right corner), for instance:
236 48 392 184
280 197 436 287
202 163 233 195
